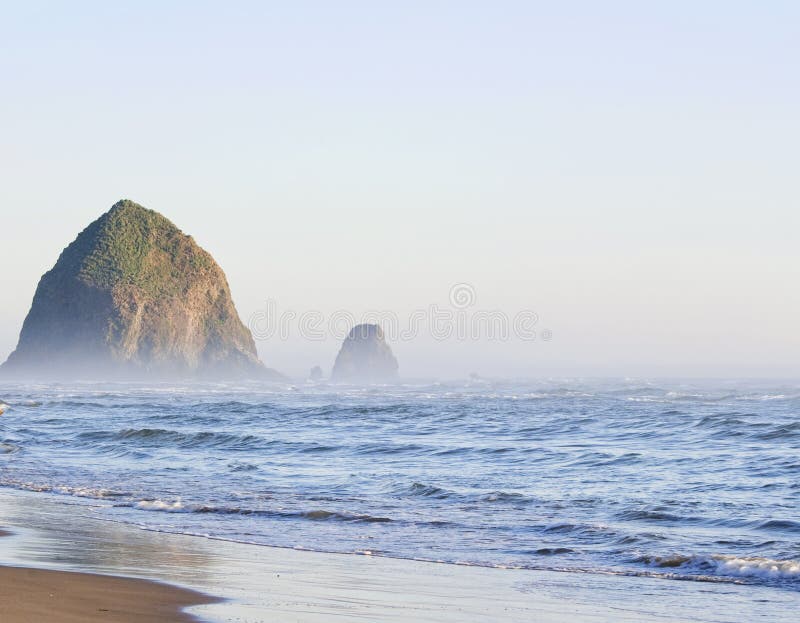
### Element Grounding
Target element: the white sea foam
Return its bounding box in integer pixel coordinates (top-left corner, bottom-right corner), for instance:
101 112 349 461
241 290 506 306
54 485 117 499
0 479 122 499
708 555 800 580
134 499 189 512
736 394 789 401
643 554 800 581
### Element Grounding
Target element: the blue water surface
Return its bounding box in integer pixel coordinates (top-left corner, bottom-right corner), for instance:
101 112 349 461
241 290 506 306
0 379 798 589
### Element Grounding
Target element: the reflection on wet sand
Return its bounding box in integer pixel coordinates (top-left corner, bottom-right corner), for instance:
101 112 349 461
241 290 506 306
0 492 217 585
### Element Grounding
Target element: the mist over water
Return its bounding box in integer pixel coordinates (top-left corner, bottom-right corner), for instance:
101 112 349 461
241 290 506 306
0 379 799 589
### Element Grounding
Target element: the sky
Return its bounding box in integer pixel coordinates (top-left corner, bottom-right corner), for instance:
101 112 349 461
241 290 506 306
1 1 798 379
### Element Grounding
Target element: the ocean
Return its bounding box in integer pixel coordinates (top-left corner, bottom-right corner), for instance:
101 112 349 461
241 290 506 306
0 379 798 592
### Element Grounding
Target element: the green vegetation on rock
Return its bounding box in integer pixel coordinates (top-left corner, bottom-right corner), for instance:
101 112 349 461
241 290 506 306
79 200 213 296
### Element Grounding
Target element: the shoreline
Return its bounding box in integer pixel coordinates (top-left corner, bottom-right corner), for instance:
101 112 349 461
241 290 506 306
1 489 798 622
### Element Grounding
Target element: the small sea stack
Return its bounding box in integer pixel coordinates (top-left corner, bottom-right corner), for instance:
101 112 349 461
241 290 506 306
331 324 399 383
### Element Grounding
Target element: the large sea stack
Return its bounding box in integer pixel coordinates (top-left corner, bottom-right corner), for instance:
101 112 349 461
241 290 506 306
2 200 280 380
331 324 399 383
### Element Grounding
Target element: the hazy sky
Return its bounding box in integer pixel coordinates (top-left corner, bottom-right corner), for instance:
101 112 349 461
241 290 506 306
2 2 798 378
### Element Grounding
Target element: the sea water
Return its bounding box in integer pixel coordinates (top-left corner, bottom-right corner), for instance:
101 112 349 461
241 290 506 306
0 379 798 591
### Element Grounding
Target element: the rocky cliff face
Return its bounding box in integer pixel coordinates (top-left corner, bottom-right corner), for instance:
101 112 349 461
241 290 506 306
2 200 279 380
331 324 398 383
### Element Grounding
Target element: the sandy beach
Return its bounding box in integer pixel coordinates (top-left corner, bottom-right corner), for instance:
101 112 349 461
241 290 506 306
0 524 216 623
0 563 216 623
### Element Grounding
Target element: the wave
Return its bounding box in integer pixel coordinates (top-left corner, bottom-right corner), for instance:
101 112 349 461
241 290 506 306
637 553 800 582
532 547 575 555
352 442 427 455
755 519 800 533
75 428 442 456
751 423 800 440
400 482 454 499
0 442 20 454
135 499 189 512
569 452 643 468
617 509 687 522
736 394 793 402
480 491 534 504
129 499 394 523
392 482 535 505
77 428 270 451
541 522 619 540
227 461 259 472
694 413 750 429
0 479 128 499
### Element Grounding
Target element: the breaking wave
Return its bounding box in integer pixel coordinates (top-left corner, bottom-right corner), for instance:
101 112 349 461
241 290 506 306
637 554 800 583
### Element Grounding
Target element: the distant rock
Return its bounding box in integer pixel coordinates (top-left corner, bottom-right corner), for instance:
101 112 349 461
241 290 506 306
2 199 281 380
309 366 323 382
331 324 398 383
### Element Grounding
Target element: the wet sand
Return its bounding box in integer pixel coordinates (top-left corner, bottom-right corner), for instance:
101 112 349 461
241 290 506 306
0 529 216 623
0 565 217 623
